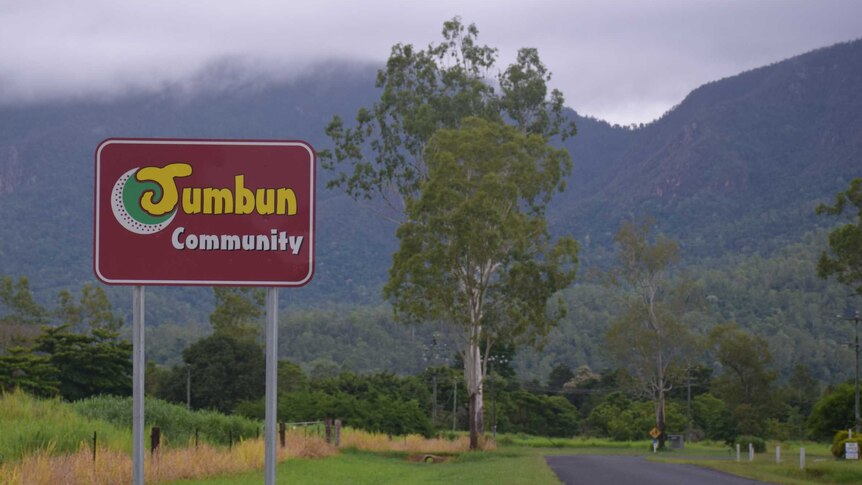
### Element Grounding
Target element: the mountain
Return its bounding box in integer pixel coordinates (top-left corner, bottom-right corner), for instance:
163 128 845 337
554 39 862 261
0 40 860 329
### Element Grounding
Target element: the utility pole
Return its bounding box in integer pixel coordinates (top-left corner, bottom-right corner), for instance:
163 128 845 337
686 367 692 442
839 311 861 434
186 366 191 410
432 373 437 426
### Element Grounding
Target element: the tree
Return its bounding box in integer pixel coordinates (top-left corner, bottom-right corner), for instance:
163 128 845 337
0 346 59 396
808 384 855 441
167 333 265 413
547 363 575 392
816 178 862 294
321 16 575 218
33 325 132 401
0 276 48 326
605 219 696 448
209 287 264 341
708 323 778 437
56 284 123 333
385 118 578 449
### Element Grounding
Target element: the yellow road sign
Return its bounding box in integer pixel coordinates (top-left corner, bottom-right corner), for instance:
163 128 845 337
649 427 661 439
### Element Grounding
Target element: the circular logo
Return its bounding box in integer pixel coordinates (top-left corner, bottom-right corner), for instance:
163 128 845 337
111 168 177 234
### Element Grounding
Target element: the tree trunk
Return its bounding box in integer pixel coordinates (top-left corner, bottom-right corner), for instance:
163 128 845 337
464 339 484 450
656 386 666 449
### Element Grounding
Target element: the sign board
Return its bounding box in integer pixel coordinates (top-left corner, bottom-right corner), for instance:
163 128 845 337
846 441 859 460
95 139 315 286
649 427 661 439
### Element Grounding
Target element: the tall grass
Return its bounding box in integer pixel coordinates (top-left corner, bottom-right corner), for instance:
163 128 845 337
71 396 261 447
0 390 130 464
340 428 478 454
0 431 333 485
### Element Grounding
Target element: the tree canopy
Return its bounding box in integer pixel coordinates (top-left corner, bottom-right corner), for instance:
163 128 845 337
384 117 578 448
321 16 575 215
816 177 862 295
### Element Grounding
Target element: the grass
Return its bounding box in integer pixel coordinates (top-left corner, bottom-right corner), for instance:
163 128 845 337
656 441 862 485
71 395 262 446
166 448 559 485
0 389 131 464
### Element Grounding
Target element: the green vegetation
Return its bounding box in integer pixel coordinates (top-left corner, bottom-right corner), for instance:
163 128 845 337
70 395 261 446
0 389 130 464
816 177 862 295
166 449 560 485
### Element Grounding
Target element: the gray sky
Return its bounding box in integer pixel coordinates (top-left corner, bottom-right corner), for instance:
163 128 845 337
1 0 861 124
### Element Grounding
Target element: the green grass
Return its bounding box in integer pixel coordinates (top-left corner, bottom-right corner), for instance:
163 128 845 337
657 442 862 485
0 389 131 464
71 395 262 446
167 448 560 485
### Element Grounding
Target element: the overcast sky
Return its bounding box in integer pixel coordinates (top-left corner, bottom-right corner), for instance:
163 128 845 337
1 0 861 124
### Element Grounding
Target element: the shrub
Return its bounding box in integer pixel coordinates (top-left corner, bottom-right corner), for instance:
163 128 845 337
734 435 766 453
831 430 862 458
71 395 261 446
808 384 855 441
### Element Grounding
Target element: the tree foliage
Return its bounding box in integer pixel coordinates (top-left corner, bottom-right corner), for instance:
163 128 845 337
210 287 264 341
0 276 48 326
808 384 856 441
321 16 575 215
33 325 132 401
167 333 265 413
605 218 695 445
55 284 123 333
816 178 862 294
0 346 59 396
384 117 578 448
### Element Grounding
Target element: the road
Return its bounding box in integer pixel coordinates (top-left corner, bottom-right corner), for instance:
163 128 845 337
545 455 772 485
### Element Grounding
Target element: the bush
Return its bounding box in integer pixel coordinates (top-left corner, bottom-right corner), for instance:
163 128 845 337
831 430 862 458
236 390 433 437
808 384 855 441
71 395 261 446
734 435 766 453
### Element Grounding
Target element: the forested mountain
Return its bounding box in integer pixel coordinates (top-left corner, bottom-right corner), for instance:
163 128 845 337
1 40 860 380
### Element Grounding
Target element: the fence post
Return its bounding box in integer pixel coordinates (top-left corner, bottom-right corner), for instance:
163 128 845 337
93 431 97 464
229 430 233 450
279 422 286 448
776 445 781 463
325 419 332 445
736 443 740 462
748 443 753 461
335 419 341 448
800 447 805 470
151 427 161 455
194 428 199 449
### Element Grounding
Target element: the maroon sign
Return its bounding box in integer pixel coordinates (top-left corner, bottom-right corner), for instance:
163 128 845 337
94 139 315 286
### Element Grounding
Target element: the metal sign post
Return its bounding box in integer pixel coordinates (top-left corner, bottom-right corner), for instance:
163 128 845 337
265 287 278 485
132 286 145 485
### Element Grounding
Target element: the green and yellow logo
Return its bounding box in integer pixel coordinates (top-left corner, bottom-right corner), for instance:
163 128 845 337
111 163 298 235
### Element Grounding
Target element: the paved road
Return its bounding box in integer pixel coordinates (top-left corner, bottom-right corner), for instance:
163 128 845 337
545 455 772 485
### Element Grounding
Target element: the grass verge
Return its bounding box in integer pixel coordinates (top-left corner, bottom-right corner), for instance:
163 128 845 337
166 448 559 485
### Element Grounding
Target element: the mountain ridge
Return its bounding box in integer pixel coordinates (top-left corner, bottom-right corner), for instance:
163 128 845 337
0 40 860 320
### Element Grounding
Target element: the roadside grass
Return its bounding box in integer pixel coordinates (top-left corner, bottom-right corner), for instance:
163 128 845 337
166 448 559 485
0 389 131 463
655 441 862 485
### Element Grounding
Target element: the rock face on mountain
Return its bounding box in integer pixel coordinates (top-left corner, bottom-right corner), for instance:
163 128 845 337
0 40 860 311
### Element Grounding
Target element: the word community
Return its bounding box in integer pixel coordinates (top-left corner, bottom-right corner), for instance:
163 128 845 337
171 227 304 254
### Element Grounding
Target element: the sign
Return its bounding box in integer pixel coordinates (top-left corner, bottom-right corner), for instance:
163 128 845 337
649 427 661 439
846 442 859 460
95 139 315 286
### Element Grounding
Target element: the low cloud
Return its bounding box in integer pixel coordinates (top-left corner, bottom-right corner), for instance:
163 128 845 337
1 0 860 124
